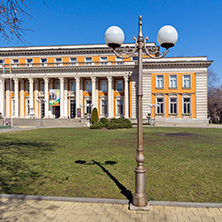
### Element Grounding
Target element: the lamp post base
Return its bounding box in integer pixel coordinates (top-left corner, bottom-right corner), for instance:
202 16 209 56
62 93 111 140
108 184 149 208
129 202 149 211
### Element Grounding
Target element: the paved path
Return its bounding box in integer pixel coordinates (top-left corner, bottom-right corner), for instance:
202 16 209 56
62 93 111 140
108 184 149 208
0 198 222 222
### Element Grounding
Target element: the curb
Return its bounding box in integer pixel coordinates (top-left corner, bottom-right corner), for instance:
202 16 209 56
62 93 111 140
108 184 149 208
0 194 222 208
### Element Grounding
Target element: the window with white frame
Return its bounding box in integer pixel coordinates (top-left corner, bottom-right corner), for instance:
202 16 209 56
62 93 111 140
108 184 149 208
117 99 123 115
169 75 177 88
116 57 123 65
183 97 191 114
100 80 107 92
183 75 191 88
55 81 60 89
26 58 33 67
55 58 62 66
85 80 92 92
26 99 30 115
101 99 108 115
156 75 164 88
41 81 45 92
41 58 47 66
86 100 92 114
169 97 177 114
156 97 164 114
85 57 92 65
12 59 19 67
11 99 15 116
70 81 76 92
100 57 108 65
70 57 77 65
116 80 123 92
0 59 5 67
26 81 30 93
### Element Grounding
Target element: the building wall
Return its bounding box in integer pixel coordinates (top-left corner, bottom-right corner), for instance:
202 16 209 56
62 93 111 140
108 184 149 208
0 44 212 126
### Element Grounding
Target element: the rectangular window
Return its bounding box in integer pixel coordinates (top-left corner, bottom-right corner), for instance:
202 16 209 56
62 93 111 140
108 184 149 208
71 81 76 92
41 58 47 66
26 58 33 67
26 81 30 93
0 59 5 67
70 57 77 65
169 75 177 88
156 98 164 114
55 58 62 66
170 98 177 114
116 57 123 65
100 57 108 65
183 75 191 88
85 80 92 92
55 81 60 89
116 80 123 92
12 59 19 67
85 57 92 65
183 98 191 114
132 56 138 61
117 100 123 115
101 100 108 115
41 81 45 92
156 75 164 88
100 80 107 92
86 100 92 114
26 99 30 115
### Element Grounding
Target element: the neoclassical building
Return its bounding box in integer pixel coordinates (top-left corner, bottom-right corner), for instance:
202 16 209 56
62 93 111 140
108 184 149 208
0 43 212 126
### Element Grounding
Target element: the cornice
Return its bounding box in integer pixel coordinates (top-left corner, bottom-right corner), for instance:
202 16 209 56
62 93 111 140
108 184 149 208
143 60 213 68
1 65 135 75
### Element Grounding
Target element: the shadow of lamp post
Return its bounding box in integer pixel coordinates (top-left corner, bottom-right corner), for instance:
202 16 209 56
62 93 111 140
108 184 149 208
36 98 46 127
104 15 178 210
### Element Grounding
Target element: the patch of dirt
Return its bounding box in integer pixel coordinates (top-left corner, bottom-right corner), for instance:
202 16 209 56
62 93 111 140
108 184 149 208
155 132 204 138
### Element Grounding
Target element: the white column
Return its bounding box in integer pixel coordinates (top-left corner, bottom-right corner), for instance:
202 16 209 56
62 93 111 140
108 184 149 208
59 77 64 118
49 80 53 118
75 77 80 117
0 79 5 116
14 78 19 117
34 79 39 117
107 77 113 118
124 76 129 118
20 80 25 117
29 78 34 109
44 77 49 118
91 76 96 109
6 80 10 117
64 78 68 118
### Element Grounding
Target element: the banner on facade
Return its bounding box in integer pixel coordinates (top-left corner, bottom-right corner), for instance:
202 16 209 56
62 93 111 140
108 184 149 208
49 89 60 106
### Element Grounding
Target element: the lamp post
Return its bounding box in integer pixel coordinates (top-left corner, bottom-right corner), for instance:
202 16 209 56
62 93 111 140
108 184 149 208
36 98 46 127
105 15 178 210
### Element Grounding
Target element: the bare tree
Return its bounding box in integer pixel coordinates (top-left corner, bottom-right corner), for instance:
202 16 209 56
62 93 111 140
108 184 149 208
207 68 222 122
0 0 47 42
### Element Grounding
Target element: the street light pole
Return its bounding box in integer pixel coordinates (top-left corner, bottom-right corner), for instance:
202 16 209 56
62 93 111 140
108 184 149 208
105 15 178 210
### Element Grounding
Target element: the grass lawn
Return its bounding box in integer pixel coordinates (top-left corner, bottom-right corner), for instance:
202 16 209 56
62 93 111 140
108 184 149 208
0 127 221 203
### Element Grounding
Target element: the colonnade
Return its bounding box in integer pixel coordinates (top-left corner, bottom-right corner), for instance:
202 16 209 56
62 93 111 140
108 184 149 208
0 75 130 119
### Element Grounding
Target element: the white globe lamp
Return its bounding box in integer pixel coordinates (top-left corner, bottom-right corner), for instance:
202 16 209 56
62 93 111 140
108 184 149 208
157 25 178 49
104 26 125 49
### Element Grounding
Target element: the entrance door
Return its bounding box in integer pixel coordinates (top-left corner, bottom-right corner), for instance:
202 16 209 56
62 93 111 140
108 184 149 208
70 100 76 118
55 106 60 118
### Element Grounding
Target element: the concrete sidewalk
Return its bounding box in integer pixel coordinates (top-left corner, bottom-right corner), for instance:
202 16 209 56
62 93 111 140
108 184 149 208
0 197 222 222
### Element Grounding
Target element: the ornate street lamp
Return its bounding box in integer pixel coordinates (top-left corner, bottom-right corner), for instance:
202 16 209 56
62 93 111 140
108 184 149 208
104 15 178 210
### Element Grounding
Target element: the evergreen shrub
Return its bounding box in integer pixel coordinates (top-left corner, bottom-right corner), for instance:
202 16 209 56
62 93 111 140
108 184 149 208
91 108 98 124
89 122 104 129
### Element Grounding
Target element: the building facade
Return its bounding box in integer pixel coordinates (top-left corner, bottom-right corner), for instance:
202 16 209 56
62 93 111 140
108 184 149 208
0 43 212 126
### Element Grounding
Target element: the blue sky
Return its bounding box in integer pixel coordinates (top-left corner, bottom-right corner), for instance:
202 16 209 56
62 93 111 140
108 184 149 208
1 0 222 82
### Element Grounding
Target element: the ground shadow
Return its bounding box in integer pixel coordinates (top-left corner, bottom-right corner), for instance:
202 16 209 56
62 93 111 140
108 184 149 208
0 137 55 194
75 160 132 202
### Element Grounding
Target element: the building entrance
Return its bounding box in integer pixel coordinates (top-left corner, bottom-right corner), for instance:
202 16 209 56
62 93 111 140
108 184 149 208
70 100 76 118
55 106 60 118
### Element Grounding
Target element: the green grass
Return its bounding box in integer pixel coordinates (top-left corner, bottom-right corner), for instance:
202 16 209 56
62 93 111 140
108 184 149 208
0 127 222 203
